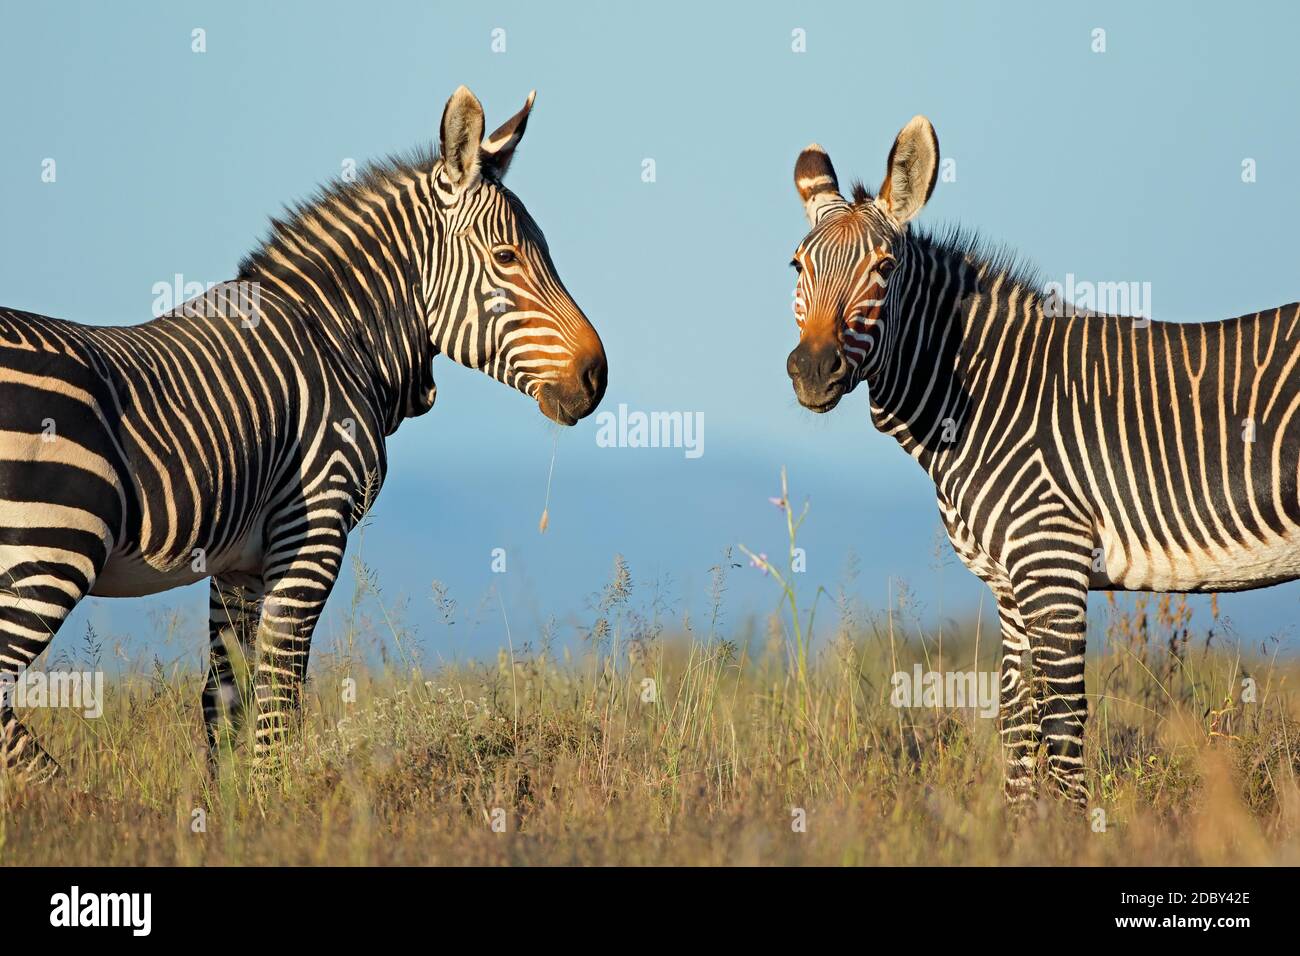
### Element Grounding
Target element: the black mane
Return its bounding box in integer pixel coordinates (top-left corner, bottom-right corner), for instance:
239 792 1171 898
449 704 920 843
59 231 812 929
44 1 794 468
846 180 1042 299
912 222 1044 300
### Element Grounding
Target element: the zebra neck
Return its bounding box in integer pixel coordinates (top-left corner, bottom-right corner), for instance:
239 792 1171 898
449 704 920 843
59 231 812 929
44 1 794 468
866 240 1040 480
238 161 438 435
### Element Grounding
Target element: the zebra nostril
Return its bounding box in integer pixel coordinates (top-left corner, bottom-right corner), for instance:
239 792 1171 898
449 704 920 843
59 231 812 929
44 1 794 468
786 348 803 380
575 351 607 401
817 349 847 384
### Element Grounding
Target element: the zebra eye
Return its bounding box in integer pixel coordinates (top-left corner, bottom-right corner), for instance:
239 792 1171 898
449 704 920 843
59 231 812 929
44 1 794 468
493 249 518 265
876 257 896 277
790 258 802 274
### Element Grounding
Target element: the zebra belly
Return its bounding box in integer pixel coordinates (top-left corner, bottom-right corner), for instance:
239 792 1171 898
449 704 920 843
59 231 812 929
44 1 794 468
92 518 267 598
92 553 207 597
1090 522 1300 593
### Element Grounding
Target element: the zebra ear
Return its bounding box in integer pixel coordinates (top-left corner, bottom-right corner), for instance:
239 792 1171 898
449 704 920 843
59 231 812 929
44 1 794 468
876 115 939 226
481 90 535 180
794 144 845 225
439 85 486 190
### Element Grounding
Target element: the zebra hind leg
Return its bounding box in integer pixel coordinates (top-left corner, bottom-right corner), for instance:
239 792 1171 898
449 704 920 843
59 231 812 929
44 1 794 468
0 693 61 784
0 552 102 784
202 575 263 764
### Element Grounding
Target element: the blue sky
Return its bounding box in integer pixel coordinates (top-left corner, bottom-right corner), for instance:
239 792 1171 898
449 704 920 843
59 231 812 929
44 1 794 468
1 1 1298 666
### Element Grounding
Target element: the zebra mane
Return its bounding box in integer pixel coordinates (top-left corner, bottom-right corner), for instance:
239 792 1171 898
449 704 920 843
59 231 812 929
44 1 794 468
237 145 439 281
846 183 1044 300
911 222 1045 301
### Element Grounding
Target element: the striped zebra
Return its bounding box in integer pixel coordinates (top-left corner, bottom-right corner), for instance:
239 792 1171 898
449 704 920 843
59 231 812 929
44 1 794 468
0 86 607 779
786 116 1300 807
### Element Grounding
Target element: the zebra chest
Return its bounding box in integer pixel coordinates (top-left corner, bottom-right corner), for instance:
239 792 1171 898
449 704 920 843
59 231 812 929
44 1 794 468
936 497 1005 583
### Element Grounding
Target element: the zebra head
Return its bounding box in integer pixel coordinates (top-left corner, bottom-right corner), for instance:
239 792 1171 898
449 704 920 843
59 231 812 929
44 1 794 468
429 86 608 426
786 116 939 412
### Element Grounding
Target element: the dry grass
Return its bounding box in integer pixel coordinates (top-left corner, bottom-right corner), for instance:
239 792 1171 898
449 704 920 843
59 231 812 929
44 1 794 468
2 547 1298 866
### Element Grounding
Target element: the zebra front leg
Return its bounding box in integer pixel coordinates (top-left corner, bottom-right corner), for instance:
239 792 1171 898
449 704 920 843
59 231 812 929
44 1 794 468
1015 571 1091 809
202 574 264 761
251 519 345 769
992 586 1038 804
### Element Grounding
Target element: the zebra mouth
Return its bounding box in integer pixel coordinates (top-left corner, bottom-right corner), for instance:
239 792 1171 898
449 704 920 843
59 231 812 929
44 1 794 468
792 379 846 413
537 387 583 426
544 403 580 426
801 393 843 414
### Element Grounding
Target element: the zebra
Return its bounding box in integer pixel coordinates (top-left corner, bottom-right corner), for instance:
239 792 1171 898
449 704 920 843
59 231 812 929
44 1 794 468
0 85 607 780
785 115 1300 808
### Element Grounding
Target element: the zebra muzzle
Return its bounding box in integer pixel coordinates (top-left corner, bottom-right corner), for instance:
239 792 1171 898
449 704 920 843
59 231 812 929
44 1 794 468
787 341 849 413
537 349 607 425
